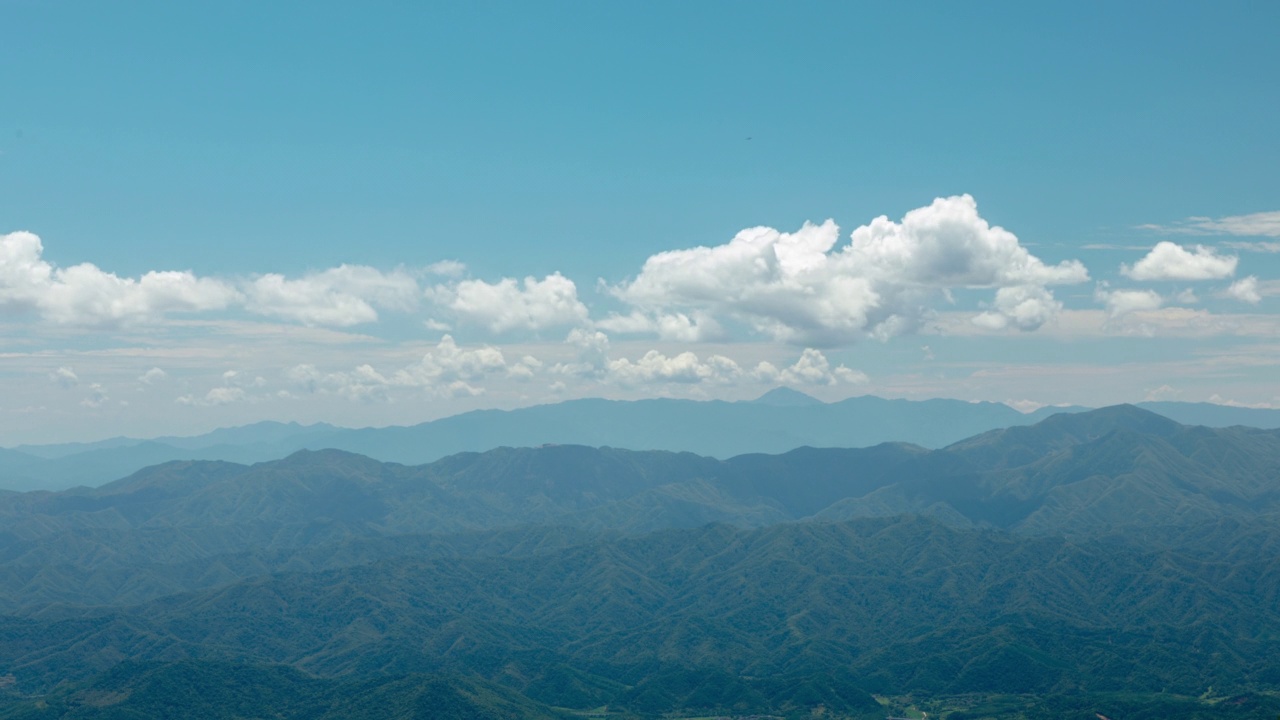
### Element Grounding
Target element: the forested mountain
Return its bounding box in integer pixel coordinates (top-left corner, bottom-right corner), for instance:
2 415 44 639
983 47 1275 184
1 406 1278 718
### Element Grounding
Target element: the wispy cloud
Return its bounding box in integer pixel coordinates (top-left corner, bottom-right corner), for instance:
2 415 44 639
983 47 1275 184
1220 240 1280 253
1139 210 1280 238
1080 243 1152 251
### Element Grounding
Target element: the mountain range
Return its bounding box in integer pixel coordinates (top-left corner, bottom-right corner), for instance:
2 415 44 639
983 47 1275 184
1 404 1279 718
4 389 1280 492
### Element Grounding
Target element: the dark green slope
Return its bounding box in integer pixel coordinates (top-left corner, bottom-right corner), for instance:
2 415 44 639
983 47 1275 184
0 661 568 720
819 406 1280 533
4 518 1278 700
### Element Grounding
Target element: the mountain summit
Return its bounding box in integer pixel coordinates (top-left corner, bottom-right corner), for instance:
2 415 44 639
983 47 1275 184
747 387 824 406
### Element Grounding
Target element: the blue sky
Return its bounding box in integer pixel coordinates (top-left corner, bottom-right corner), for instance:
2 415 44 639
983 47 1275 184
2 1 1279 443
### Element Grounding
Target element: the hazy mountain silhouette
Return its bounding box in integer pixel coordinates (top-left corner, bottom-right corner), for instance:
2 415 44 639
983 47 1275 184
8 394 1278 492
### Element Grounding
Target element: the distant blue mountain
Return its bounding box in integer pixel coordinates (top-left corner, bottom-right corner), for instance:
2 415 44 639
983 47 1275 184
1136 401 1280 429
747 387 824 406
1 392 1276 491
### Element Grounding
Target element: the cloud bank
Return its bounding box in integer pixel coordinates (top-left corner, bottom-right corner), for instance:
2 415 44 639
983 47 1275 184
1 231 238 325
4 196 1090 343
607 195 1088 344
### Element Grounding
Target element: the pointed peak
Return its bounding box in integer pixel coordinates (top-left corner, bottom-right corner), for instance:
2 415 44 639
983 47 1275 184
749 387 823 407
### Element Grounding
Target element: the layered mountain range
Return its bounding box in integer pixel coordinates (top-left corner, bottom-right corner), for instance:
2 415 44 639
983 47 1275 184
1 405 1278 718
4 390 1280 492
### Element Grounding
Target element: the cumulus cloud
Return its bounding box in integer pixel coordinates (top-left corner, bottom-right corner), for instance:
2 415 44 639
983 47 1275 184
1223 276 1262 304
1145 384 1181 401
606 351 743 386
607 195 1087 344
245 265 419 326
176 369 266 406
80 383 108 409
508 355 543 380
1 231 239 325
285 363 393 402
972 286 1062 331
177 386 248 407
221 370 266 388
595 310 725 342
0 231 437 329
552 328 612 377
138 367 167 385
566 341 867 389
428 273 589 334
391 335 507 387
1208 393 1275 409
49 366 79 388
1121 242 1238 281
754 348 868 386
1140 210 1280 237
1095 286 1163 318
286 335 510 401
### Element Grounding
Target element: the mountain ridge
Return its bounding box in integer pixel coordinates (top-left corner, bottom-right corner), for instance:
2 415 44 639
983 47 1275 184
6 394 1280 492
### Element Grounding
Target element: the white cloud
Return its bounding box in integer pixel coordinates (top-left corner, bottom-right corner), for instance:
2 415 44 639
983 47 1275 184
138 367 167 385
1 232 438 330
595 310 725 342
1004 399 1046 413
1221 240 1280 253
245 265 419 326
286 335 511 401
972 285 1062 331
1140 210 1280 237
425 260 467 277
1096 286 1163 318
608 195 1087 344
508 355 543 380
80 383 108 409
606 350 743 386
49 366 79 388
221 370 266 388
1 231 240 326
392 335 507 387
553 328 612 377
176 369 267 406
1208 393 1275 409
423 318 452 332
1144 384 1181 401
428 273 589 334
754 348 868 386
1224 276 1262 304
177 386 248 407
1121 242 1237 281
